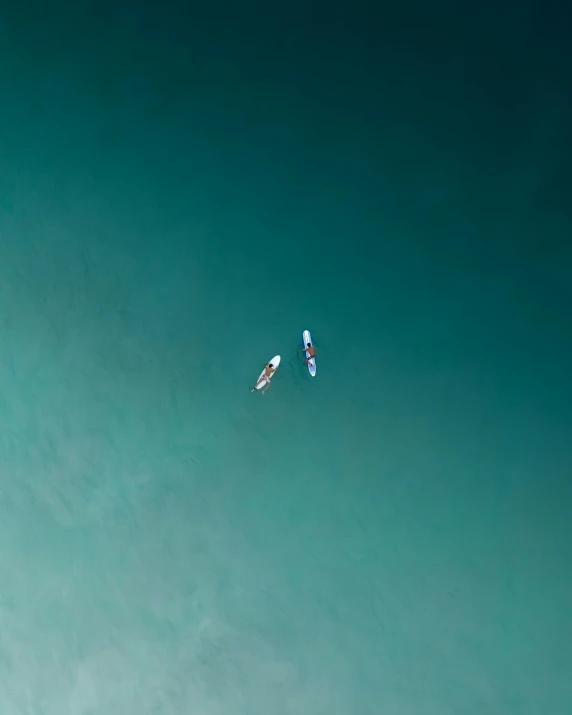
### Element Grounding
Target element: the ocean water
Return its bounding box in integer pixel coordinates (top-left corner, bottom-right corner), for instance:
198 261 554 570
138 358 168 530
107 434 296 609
1 2 571 714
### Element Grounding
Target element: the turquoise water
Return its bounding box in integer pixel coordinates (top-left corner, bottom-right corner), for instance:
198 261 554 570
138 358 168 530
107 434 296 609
1 3 571 714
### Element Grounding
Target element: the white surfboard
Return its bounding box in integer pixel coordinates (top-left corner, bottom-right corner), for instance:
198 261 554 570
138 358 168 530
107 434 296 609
253 355 281 391
302 330 316 376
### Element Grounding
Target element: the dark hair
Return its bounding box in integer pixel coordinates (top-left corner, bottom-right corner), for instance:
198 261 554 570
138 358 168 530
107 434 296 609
306 343 311 347
269 363 273 368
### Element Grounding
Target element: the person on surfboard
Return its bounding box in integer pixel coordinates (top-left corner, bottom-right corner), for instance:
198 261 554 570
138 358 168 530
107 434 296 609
251 362 276 394
301 342 316 365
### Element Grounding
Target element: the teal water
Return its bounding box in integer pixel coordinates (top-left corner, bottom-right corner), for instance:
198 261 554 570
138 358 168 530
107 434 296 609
1 3 571 714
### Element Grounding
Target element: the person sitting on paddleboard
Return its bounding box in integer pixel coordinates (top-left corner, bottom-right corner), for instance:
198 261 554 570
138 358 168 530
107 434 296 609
301 343 316 365
251 362 276 393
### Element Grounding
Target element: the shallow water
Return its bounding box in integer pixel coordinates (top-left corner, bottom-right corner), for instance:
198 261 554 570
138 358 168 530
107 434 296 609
0 3 571 714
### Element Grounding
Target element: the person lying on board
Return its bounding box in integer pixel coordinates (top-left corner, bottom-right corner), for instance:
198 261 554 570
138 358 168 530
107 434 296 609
301 343 316 365
251 362 277 394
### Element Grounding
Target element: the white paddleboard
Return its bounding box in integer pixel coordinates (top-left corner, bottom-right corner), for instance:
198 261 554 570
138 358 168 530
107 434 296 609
302 330 316 376
253 355 281 390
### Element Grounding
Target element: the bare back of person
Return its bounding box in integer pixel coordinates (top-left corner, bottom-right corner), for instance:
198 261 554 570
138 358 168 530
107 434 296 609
251 362 276 393
301 342 316 363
